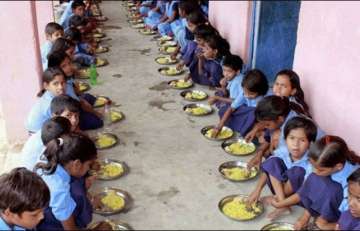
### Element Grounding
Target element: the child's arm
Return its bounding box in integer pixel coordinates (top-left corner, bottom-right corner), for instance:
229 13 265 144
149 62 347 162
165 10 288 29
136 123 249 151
247 141 270 168
212 107 234 138
315 217 337 230
294 209 311 230
247 173 268 205
79 99 103 118
62 215 79 230
271 193 301 208
208 95 232 105
197 52 205 75
165 10 178 23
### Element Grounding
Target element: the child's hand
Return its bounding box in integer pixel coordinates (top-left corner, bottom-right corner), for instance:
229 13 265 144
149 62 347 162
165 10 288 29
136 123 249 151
220 78 227 88
85 175 97 189
176 63 184 71
270 197 281 208
246 190 260 206
208 96 217 105
211 127 220 138
170 53 177 60
184 74 191 82
247 154 261 169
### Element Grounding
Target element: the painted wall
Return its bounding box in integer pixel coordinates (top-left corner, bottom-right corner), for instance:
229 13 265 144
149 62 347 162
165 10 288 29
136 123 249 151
35 1 55 45
0 1 42 143
209 1 252 64
293 2 360 153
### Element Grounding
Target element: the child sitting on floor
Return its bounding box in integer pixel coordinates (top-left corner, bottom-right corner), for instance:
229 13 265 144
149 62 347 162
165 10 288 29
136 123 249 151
26 68 66 133
41 22 64 70
337 168 360 230
247 116 317 220
35 133 97 230
0 168 50 230
211 69 269 137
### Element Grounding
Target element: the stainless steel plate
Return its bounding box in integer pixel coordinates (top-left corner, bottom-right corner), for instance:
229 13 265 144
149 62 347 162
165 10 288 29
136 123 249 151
90 159 129 180
180 90 208 101
94 96 110 108
221 138 257 156
218 161 259 182
183 103 213 116
168 80 193 89
94 133 118 150
155 56 179 65
201 125 234 141
91 187 133 215
158 67 184 76
261 222 295 230
88 219 133 230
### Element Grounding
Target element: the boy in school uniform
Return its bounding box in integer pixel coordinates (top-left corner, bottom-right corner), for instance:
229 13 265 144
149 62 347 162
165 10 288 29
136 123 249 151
0 168 50 230
41 22 64 70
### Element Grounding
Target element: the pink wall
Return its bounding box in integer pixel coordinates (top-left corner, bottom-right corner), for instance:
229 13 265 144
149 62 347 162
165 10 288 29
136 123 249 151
0 1 43 143
36 1 55 45
293 2 360 153
209 1 252 63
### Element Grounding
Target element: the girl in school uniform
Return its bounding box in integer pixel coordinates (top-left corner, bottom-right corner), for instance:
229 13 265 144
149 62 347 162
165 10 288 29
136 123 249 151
270 136 360 230
337 169 360 230
144 0 166 30
211 69 269 138
26 68 67 134
247 116 317 220
35 133 97 230
157 0 181 36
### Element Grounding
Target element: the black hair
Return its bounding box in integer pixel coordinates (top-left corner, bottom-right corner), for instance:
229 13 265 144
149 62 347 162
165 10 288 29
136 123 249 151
50 95 81 116
35 133 97 175
47 51 71 68
204 35 231 58
179 0 200 15
69 15 87 28
48 38 75 58
284 116 317 142
276 69 310 116
64 27 82 43
193 24 218 40
242 69 269 96
222 54 243 72
186 10 206 26
45 22 63 36
37 67 65 97
41 117 72 145
255 95 291 122
348 168 360 184
309 135 360 168
71 0 85 10
0 168 50 214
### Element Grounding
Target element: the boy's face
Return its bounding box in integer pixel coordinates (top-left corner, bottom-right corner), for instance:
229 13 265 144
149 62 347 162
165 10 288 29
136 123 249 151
44 75 66 96
243 87 258 99
60 57 74 77
73 6 85 17
9 209 44 229
59 109 79 132
222 66 238 81
47 30 64 43
285 128 309 161
273 74 296 97
260 117 284 130
348 181 360 217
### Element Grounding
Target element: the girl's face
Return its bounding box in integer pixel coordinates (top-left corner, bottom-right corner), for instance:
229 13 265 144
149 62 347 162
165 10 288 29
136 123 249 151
222 66 238 81
44 75 66 96
285 128 309 161
273 74 296 97
48 30 64 43
59 109 79 132
309 158 344 177
203 42 217 60
186 21 196 32
71 159 96 178
8 208 44 229
195 37 206 49
348 181 360 217
60 57 74 77
243 87 258 99
260 116 284 130
66 47 75 60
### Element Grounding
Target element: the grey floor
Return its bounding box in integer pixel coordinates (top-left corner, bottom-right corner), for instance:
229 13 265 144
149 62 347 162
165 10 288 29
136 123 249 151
1 1 303 230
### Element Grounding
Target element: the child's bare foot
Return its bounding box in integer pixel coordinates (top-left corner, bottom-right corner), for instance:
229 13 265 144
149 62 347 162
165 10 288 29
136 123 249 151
294 216 310 230
267 207 291 221
260 195 275 205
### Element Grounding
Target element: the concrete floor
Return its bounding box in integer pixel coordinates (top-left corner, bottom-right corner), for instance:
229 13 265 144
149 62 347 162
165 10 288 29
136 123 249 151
1 1 303 230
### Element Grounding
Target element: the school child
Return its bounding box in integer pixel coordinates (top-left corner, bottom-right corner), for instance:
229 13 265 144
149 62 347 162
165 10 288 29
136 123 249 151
35 133 97 230
337 169 360 230
41 23 64 70
49 38 76 62
272 69 310 117
21 116 72 171
211 69 269 137
26 68 66 134
144 0 166 29
62 0 86 29
247 116 317 220
198 0 209 18
174 10 206 69
47 51 103 130
187 34 229 87
246 96 325 168
0 168 50 230
157 0 181 36
139 0 156 16
270 136 359 230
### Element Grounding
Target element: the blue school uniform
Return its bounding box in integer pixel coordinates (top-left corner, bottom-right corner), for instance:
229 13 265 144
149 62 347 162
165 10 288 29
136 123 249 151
174 18 188 50
0 216 24 231
338 210 360 231
190 55 223 87
26 91 55 133
66 78 80 101
261 150 312 194
74 45 96 67
297 173 343 222
41 41 53 70
331 162 359 212
59 1 74 28
140 0 155 16
37 165 77 230
20 130 45 171
180 40 197 67
70 177 93 228
144 1 166 29
157 1 180 36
